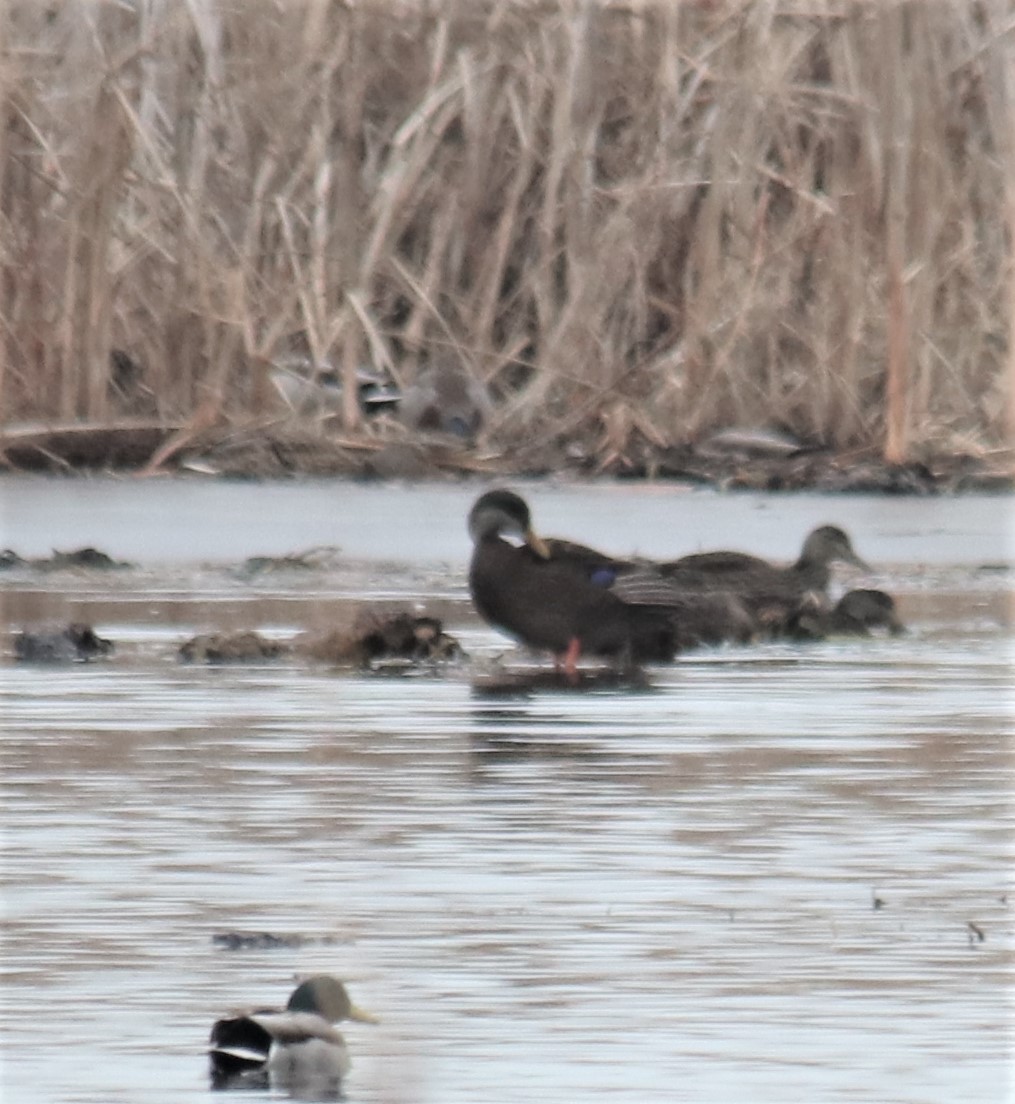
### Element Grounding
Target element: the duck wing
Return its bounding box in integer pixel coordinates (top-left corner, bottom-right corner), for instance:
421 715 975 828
667 550 773 574
470 538 676 661
209 1010 274 1086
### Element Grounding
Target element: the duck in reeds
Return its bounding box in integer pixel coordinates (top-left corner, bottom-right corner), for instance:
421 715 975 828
401 362 492 440
467 489 678 673
209 975 376 1094
270 358 400 419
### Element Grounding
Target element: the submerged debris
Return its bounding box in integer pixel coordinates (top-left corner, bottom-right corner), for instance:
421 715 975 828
177 610 462 668
178 631 288 664
232 546 343 579
299 609 464 668
14 623 114 663
1 547 134 571
212 931 331 951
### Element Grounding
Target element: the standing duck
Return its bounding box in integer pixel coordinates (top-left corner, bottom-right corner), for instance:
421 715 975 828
209 975 376 1094
467 489 678 673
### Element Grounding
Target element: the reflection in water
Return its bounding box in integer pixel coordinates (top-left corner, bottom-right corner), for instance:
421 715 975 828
1 484 1013 1104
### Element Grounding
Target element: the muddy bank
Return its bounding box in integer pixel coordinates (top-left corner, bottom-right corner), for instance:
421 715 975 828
0 420 1012 494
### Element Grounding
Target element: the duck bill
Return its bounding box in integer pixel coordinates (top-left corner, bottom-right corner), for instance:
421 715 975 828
525 529 551 560
349 1002 379 1024
845 549 872 572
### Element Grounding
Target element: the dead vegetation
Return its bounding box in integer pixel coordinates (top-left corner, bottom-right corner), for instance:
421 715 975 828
1 0 1012 475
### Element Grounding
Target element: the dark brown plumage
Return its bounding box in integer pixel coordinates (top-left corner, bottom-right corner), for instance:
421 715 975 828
470 505 756 652
787 588 905 640
663 525 871 595
651 524 872 634
467 490 678 672
529 537 755 649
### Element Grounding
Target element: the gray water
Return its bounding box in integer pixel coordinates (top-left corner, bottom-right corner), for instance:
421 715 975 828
1 477 1012 1104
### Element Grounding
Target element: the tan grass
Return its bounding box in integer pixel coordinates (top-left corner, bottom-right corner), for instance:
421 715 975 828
1 0 1011 461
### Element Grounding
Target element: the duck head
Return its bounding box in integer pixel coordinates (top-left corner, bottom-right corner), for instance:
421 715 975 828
467 489 550 558
801 526 871 571
287 975 378 1024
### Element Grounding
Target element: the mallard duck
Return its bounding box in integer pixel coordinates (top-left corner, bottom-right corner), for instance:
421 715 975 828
400 362 492 439
467 489 678 673
270 358 400 418
208 975 377 1094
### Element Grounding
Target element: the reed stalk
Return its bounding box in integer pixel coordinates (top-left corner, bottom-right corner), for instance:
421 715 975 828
0 0 1009 463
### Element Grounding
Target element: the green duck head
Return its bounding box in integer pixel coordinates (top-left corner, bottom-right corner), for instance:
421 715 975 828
286 976 378 1024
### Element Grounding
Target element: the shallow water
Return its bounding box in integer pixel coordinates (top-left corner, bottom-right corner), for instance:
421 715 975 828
1 477 1013 1104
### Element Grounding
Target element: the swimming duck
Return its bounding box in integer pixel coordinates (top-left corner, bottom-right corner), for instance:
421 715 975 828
208 975 376 1094
787 588 905 641
400 362 492 439
830 588 904 636
662 525 871 596
650 525 873 636
467 489 678 673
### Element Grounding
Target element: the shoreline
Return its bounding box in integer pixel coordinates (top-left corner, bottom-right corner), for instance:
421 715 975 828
1 420 1012 495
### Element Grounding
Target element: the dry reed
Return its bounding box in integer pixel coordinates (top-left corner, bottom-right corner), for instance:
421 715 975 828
1 0 1011 465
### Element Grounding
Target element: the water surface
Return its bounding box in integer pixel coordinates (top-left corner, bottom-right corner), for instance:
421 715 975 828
1 479 1012 1103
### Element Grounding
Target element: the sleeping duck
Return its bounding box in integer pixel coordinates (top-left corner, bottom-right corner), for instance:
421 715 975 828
209 975 376 1095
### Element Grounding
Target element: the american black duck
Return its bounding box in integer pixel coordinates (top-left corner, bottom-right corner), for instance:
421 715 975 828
520 537 756 648
663 525 871 595
467 489 678 672
209 975 376 1094
652 524 872 635
787 588 905 641
606 571 757 649
469 504 757 652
